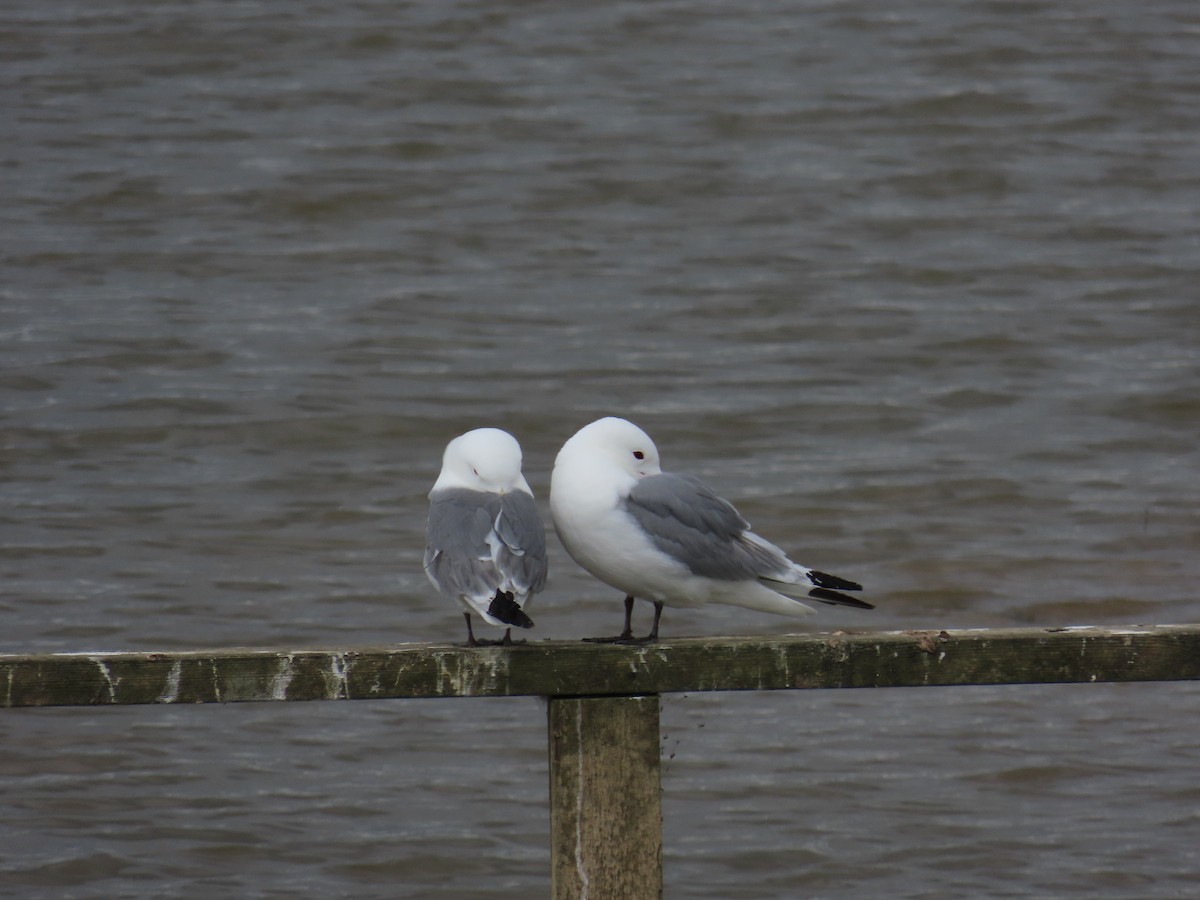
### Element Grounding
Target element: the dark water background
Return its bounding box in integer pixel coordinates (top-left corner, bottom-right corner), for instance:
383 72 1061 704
3 1 1198 896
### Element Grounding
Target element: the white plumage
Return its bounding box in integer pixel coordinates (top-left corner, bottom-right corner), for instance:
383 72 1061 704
424 428 547 645
550 417 870 641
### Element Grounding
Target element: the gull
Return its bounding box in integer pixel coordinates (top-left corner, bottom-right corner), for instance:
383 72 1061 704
424 428 548 646
550 416 871 642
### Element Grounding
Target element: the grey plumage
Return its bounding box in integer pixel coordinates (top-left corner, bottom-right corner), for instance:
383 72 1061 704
624 473 792 581
624 471 869 608
551 415 870 643
424 487 547 626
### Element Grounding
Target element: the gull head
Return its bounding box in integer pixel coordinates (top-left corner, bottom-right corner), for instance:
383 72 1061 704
555 416 662 481
432 427 532 495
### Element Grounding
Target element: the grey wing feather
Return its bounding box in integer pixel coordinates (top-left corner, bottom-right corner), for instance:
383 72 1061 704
424 490 502 602
494 491 549 594
625 473 792 581
424 488 547 601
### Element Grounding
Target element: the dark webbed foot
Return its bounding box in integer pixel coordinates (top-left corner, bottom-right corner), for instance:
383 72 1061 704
582 597 663 644
584 595 636 643
462 613 508 646
465 636 518 647
582 631 635 644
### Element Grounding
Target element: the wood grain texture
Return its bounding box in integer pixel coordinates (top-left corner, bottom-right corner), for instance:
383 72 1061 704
2 625 1198 708
548 695 662 900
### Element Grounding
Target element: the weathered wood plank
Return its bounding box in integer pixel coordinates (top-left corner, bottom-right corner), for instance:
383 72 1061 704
2 624 1198 708
548 695 662 900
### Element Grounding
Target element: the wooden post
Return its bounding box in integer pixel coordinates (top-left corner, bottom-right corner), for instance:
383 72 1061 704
548 694 663 900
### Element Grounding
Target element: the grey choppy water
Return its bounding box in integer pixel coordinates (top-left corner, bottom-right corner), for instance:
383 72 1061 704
3 0 1198 896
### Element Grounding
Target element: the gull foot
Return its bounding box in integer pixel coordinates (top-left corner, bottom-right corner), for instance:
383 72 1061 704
617 635 660 645
583 633 659 645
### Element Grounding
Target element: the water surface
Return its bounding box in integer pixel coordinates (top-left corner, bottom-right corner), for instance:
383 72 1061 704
3 1 1198 896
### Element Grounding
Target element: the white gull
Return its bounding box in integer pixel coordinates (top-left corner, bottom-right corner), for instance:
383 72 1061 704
424 428 548 645
550 416 871 642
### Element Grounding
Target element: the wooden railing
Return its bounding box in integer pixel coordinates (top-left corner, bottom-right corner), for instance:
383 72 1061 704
4 624 1199 899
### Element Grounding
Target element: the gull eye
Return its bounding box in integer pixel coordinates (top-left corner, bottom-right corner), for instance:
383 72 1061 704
472 467 480 476
633 451 645 460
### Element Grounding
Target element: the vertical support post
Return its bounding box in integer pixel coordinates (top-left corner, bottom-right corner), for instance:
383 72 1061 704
547 694 663 900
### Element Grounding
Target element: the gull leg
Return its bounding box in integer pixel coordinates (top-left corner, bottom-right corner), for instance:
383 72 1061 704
464 614 515 647
498 628 529 646
621 600 664 644
645 601 664 642
464 612 480 647
583 595 637 643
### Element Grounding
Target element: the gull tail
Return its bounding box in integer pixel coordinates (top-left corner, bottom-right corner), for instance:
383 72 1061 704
487 590 534 629
762 568 874 610
807 587 874 609
805 569 873 609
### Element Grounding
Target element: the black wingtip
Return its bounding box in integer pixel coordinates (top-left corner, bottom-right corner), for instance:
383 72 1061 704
807 569 864 592
487 590 534 628
808 587 875 610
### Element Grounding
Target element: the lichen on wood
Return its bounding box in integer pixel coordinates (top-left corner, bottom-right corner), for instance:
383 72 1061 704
2 624 1198 709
